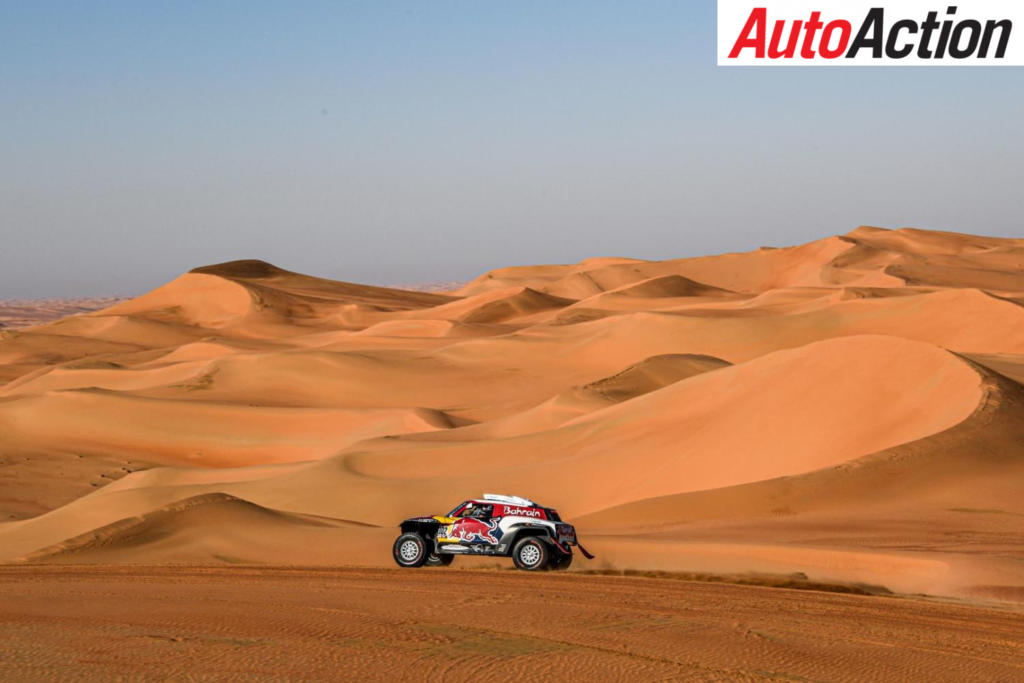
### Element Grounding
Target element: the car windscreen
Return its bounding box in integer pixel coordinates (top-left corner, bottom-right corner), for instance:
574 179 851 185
446 501 469 517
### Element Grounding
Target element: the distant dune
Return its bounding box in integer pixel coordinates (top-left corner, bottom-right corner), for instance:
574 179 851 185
2 226 1023 602
0 297 127 330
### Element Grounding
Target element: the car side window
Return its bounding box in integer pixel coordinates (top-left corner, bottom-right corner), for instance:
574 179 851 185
459 503 493 519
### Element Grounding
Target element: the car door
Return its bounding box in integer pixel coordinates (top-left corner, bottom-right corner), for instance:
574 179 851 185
447 503 500 547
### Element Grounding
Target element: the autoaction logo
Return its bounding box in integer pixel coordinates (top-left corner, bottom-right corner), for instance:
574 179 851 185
718 1 1024 65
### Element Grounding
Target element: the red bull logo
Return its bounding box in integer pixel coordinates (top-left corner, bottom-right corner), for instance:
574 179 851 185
449 518 501 544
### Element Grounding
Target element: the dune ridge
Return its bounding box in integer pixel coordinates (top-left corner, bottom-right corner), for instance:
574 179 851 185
1 226 1023 601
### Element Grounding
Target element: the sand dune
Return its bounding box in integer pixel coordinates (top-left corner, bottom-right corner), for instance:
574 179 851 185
0 390 454 466
581 353 731 400
601 274 733 298
328 336 983 512
418 353 732 440
19 493 383 566
2 226 1023 602
100 273 257 328
404 285 576 324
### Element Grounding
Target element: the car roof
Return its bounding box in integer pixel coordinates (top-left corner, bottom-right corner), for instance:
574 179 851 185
466 498 546 508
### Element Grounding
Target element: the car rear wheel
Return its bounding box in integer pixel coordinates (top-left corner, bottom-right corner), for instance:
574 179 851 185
512 537 549 571
549 551 573 570
425 552 454 567
393 532 429 568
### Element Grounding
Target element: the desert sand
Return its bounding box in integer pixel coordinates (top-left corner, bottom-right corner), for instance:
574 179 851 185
2 566 1022 681
2 226 1024 612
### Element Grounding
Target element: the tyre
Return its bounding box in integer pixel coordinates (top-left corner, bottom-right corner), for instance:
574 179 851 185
512 537 550 571
393 532 429 568
425 552 454 567
549 551 573 570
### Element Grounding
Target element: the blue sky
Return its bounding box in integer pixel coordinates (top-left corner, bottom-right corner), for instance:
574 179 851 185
2 1 1022 296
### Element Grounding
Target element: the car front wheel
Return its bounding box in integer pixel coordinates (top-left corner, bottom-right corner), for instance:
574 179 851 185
512 537 550 571
393 532 429 568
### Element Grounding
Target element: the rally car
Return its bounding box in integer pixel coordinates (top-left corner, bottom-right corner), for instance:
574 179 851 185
392 494 593 571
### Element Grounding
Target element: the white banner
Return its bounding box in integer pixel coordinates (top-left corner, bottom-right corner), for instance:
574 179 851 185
718 1 1024 65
